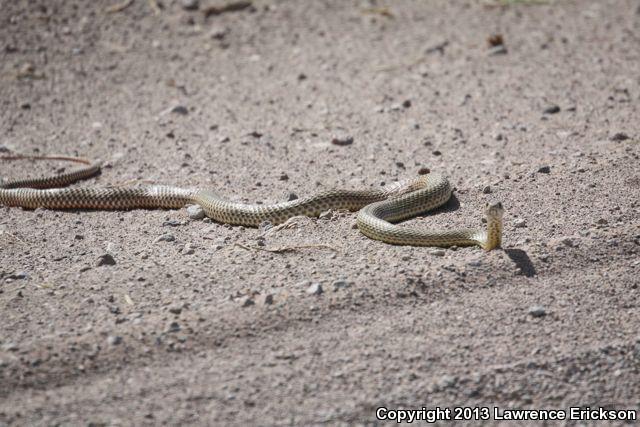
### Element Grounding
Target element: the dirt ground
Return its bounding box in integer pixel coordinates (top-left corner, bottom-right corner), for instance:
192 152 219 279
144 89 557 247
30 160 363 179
1 0 639 425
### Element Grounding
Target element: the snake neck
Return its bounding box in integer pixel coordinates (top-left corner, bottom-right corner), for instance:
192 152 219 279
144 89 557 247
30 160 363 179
482 216 502 251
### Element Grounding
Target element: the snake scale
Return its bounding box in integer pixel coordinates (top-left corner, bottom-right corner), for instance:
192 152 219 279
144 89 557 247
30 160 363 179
0 154 503 250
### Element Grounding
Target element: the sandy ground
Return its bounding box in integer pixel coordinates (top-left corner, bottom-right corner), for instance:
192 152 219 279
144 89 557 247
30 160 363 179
1 0 639 425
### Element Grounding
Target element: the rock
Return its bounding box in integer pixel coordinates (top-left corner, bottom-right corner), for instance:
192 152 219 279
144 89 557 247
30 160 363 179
537 165 551 174
402 99 412 108
209 25 229 40
107 335 123 346
482 185 492 194
171 105 189 115
331 135 354 146
610 132 630 141
514 219 527 228
430 249 446 257
332 279 353 290
166 321 181 333
9 271 28 280
488 45 508 55
432 150 442 156
467 260 482 267
528 305 547 318
417 167 430 175
437 375 457 389
306 283 323 295
279 172 289 181
162 219 183 227
262 294 274 305
319 210 333 220
286 192 298 201
97 254 116 267
543 105 561 114
182 243 195 255
168 304 183 315
186 205 205 220
2 342 18 352
242 296 255 307
155 234 176 243
180 0 199 10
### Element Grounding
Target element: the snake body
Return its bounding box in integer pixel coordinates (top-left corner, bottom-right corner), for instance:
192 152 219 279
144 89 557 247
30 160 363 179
1 155 503 250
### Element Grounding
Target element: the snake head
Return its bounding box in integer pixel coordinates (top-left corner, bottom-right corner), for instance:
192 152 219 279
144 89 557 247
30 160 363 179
485 201 504 219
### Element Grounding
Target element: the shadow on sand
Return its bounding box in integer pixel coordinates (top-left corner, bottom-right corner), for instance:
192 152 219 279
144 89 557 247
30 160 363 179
504 248 536 277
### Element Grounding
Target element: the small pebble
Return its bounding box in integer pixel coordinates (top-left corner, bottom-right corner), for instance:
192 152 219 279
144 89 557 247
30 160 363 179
166 321 181 333
430 249 446 257
286 192 298 201
537 165 551 174
242 296 255 307
332 279 353 290
107 335 123 346
528 306 547 318
488 45 508 55
482 185 492 194
97 254 116 267
2 342 18 352
319 210 333 220
182 243 195 255
417 167 430 175
209 26 229 40
155 234 176 243
306 283 323 295
186 205 205 220
168 304 183 315
543 105 561 114
171 105 189 115
331 135 354 146
514 219 527 228
9 271 28 280
180 0 199 10
279 172 289 181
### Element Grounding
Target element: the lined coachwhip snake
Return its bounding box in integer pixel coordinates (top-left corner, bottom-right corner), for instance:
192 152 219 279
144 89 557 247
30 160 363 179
0 154 503 250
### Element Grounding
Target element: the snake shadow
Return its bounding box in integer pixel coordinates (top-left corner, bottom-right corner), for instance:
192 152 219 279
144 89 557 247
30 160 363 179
504 248 536 277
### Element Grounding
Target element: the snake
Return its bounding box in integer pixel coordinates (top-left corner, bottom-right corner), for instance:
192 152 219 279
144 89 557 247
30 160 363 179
0 154 503 250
